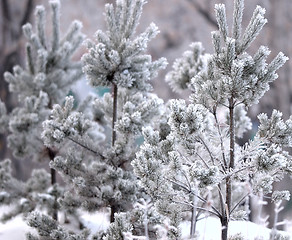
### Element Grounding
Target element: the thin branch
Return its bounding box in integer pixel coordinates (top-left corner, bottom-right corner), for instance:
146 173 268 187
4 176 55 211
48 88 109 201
181 169 192 190
230 193 250 215
217 184 225 216
195 206 221 218
173 200 221 218
223 165 253 180
195 151 211 169
178 148 210 170
185 0 218 27
228 98 235 170
167 178 189 192
226 98 235 217
214 110 228 170
167 178 222 217
190 193 197 238
67 136 105 159
47 147 58 221
67 131 119 169
198 136 215 165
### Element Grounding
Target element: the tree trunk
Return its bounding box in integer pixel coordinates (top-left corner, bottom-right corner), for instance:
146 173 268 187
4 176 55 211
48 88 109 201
222 98 235 240
110 205 118 223
221 216 228 240
190 193 197 238
110 83 118 223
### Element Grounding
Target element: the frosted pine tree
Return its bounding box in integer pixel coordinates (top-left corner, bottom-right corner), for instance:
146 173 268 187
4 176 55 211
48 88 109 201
1 0 291 239
133 0 292 239
0 0 84 223
41 0 167 233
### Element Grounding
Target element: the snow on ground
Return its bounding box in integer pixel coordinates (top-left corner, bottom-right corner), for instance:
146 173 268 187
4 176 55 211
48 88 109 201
80 209 110 234
0 215 34 239
0 206 292 240
180 217 292 239
0 206 36 240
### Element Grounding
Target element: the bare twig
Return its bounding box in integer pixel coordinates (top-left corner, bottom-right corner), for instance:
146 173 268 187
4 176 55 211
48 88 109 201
185 0 217 27
173 200 221 218
67 136 105 160
167 178 222 217
214 110 228 170
198 136 215 165
230 193 250 215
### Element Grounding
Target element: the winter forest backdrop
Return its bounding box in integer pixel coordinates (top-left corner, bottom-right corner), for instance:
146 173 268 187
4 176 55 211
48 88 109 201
1 0 292 239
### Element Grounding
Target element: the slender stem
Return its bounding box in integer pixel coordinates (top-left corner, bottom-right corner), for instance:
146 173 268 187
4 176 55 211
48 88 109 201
168 179 221 217
50 168 56 185
190 191 198 238
214 111 228 169
228 98 235 169
110 83 118 223
226 98 235 212
181 170 192 190
224 165 253 179
195 206 220 218
172 200 220 218
67 136 105 159
221 216 228 240
112 83 118 147
217 185 225 216
198 136 215 165
195 151 211 169
110 204 117 223
47 147 58 221
230 193 250 215
222 98 235 240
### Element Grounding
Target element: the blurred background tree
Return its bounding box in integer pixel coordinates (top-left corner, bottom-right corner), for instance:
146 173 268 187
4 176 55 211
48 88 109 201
0 0 35 179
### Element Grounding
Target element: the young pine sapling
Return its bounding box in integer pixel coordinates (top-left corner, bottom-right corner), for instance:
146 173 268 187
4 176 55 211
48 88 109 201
41 0 167 231
133 0 292 239
0 0 84 223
